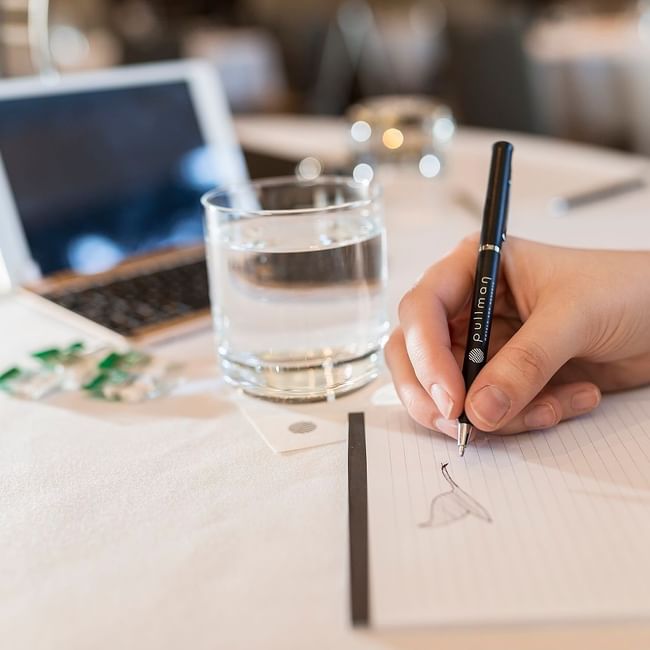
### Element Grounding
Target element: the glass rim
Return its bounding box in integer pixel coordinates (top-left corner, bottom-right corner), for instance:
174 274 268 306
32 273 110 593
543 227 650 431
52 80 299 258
201 175 381 217
347 94 453 125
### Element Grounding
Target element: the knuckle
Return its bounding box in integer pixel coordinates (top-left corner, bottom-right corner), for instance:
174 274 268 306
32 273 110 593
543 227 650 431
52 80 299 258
401 387 420 414
397 288 416 321
503 340 551 387
384 330 401 365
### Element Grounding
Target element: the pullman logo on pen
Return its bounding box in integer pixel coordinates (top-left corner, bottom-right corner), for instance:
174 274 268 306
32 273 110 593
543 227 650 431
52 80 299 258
468 348 485 364
471 276 494 344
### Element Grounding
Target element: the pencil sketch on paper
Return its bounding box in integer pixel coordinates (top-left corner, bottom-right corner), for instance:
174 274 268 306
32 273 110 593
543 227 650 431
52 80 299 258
419 463 492 528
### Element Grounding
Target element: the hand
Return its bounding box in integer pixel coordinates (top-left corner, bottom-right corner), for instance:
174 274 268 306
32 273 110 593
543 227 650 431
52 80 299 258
385 235 650 437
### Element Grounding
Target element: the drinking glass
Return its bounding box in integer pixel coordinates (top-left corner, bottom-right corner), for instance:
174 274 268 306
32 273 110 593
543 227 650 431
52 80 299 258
202 176 388 402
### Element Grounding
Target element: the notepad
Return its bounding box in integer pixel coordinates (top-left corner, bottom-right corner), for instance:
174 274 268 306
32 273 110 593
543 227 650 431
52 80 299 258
349 393 650 628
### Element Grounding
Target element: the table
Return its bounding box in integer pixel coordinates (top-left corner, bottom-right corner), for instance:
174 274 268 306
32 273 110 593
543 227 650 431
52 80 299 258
2 116 650 650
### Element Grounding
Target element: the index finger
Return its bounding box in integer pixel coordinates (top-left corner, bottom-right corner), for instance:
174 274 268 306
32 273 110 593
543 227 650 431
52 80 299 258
397 235 478 419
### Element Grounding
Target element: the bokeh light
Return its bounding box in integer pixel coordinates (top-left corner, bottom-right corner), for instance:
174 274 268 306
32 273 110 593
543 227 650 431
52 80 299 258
418 154 441 178
382 128 404 149
351 120 372 142
353 163 374 183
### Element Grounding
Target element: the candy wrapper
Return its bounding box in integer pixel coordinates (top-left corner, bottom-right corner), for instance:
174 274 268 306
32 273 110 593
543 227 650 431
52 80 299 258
0 342 183 403
83 351 183 403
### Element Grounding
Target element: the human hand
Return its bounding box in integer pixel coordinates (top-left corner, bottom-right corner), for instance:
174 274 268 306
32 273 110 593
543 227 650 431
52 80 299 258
385 235 650 437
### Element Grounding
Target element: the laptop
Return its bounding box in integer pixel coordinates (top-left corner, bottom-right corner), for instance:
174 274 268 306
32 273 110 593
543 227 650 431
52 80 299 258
0 60 248 342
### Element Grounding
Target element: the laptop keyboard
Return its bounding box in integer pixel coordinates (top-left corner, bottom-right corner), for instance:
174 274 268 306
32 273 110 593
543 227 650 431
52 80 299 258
42 259 211 337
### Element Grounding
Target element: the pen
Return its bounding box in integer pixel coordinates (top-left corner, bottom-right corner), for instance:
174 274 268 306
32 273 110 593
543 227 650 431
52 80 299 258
550 176 646 216
457 141 513 457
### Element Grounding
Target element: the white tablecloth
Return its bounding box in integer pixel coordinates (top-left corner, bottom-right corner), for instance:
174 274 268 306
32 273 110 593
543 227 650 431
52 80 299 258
2 117 650 650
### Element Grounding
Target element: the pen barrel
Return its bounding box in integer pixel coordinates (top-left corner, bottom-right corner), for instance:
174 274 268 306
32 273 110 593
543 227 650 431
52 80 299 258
480 141 513 247
459 141 512 432
461 249 501 390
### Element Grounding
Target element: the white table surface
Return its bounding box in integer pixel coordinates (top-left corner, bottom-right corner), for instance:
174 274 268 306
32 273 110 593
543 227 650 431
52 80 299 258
2 116 650 650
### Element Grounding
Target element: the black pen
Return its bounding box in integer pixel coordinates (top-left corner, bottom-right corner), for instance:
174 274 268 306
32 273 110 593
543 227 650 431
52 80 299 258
457 141 513 457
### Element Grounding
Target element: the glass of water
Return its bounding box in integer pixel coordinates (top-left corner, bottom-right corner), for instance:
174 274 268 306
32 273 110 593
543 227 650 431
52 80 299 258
202 176 389 402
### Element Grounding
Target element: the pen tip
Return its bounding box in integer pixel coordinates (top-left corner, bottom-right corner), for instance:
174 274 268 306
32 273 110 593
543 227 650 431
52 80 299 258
458 445 465 457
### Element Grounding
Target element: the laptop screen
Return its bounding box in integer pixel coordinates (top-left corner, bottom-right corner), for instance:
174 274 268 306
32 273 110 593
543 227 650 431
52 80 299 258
0 81 220 276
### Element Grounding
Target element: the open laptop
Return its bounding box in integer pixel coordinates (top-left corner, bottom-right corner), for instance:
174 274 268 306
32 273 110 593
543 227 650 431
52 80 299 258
0 60 247 342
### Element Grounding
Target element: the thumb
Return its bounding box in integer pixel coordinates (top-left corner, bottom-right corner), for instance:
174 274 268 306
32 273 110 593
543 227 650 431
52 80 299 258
465 307 582 432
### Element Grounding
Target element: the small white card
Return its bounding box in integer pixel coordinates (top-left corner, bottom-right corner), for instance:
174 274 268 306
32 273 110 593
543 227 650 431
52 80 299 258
235 393 348 453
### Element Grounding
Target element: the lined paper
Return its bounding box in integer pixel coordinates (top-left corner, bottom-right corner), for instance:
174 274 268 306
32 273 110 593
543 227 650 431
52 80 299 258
364 395 650 627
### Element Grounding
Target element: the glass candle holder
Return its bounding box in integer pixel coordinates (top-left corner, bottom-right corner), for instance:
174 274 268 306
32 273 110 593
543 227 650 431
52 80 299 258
346 95 456 182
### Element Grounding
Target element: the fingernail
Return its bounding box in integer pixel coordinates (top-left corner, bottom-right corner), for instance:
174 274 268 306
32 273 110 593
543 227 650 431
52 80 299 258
435 418 458 438
571 389 600 412
524 403 556 430
469 385 511 428
431 384 454 419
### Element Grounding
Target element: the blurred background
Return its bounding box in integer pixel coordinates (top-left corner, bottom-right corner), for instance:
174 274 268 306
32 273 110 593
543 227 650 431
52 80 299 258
2 0 650 153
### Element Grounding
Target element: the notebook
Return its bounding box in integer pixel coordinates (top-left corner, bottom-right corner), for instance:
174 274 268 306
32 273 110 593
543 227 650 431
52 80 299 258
348 390 650 628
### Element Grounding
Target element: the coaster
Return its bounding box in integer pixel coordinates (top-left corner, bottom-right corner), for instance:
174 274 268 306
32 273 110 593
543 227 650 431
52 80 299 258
235 394 347 453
